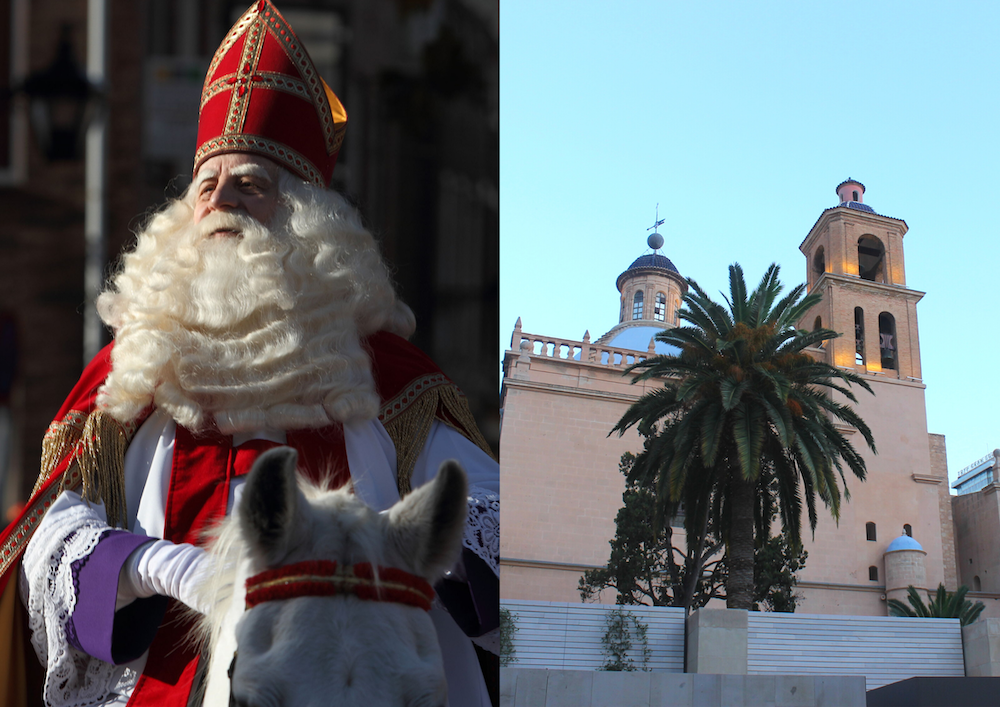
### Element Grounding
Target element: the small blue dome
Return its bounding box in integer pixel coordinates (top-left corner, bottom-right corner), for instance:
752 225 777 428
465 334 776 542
886 535 924 553
605 326 682 356
844 201 876 214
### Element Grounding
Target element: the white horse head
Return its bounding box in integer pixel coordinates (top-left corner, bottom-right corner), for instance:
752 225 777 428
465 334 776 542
196 446 468 707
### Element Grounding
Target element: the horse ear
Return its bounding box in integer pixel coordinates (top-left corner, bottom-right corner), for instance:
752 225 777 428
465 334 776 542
239 446 301 564
388 459 468 581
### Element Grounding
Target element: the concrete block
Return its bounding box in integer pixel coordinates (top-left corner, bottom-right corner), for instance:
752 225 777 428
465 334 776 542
650 673 693 706
720 674 746 707
687 609 749 674
814 676 865 707
592 671 650 707
743 675 777 707
500 668 517 707
691 674 721 707
775 675 815 707
689 608 749 630
544 670 592 707
964 618 1000 676
513 668 548 707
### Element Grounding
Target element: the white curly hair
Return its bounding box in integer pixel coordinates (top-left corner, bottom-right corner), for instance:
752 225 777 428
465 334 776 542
95 169 415 434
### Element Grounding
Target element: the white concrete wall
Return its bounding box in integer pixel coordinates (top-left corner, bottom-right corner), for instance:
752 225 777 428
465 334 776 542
500 670 867 707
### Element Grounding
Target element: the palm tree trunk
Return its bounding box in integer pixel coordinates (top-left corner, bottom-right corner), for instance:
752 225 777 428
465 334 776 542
727 473 755 609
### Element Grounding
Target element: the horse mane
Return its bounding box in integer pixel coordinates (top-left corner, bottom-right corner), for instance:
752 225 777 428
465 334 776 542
191 512 247 659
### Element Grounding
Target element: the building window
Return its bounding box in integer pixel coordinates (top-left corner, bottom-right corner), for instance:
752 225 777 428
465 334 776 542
974 576 982 591
853 190 859 202
654 293 666 322
813 247 825 279
869 566 878 581
879 312 897 370
632 291 643 320
903 524 912 537
855 307 865 365
858 235 886 282
866 522 876 541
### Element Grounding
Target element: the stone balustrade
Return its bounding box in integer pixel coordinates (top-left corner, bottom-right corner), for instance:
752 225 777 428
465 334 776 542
510 319 652 371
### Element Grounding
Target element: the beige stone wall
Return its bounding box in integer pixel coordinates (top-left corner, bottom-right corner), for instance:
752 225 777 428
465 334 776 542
500 343 661 602
500 334 952 614
952 486 1000 593
792 377 946 604
794 584 887 615
930 433 959 588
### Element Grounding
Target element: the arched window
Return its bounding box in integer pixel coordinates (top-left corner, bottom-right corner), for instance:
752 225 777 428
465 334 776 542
879 312 897 370
903 524 912 537
813 247 826 278
814 316 822 330
858 235 886 282
866 522 877 542
654 292 666 322
974 576 982 591
868 566 879 581
632 291 643 320
853 190 860 202
855 307 865 365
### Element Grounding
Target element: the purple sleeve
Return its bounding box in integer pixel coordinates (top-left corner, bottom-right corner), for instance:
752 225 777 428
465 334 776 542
68 530 169 664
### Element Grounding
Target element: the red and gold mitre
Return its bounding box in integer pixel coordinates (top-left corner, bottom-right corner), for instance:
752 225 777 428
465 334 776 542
194 0 347 186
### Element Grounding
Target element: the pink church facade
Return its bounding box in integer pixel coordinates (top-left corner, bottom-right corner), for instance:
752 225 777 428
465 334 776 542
500 181 1000 617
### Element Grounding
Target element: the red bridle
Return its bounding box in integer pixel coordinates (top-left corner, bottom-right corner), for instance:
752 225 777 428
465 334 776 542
244 560 435 611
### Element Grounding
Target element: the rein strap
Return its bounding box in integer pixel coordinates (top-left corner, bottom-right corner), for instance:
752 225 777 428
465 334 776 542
245 560 434 611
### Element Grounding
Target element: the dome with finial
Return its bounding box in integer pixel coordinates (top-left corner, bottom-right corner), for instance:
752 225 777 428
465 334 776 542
595 218 688 356
616 253 680 290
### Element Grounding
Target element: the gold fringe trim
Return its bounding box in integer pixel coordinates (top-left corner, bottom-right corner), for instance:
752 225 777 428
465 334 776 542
382 382 496 497
63 411 133 528
384 392 437 497
34 411 87 497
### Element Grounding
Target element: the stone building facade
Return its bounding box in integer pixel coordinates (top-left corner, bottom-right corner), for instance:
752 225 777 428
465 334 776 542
500 180 992 617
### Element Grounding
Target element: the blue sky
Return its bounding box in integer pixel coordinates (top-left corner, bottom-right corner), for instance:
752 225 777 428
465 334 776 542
500 2 1000 485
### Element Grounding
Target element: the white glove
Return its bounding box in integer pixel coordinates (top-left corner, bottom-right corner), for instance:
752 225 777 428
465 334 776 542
117 539 213 614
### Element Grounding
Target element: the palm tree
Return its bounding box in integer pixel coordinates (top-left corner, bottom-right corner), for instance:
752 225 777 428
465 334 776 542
888 584 985 626
613 263 877 610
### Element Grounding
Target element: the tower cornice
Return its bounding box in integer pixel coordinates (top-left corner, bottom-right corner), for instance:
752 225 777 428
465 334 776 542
809 272 924 303
800 206 909 255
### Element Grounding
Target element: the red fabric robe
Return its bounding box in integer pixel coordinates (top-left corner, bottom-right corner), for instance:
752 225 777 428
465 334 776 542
0 331 489 706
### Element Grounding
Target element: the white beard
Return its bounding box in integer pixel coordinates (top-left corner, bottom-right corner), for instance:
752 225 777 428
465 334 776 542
96 178 414 434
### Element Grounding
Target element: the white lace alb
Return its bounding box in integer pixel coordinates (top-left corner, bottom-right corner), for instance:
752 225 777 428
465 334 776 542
463 486 499 576
20 499 138 707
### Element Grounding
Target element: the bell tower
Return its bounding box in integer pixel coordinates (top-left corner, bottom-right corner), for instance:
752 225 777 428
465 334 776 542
799 179 923 379
794 180 957 613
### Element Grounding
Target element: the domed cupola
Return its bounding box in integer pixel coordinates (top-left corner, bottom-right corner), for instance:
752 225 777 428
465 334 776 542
596 222 688 355
883 532 927 614
836 178 877 215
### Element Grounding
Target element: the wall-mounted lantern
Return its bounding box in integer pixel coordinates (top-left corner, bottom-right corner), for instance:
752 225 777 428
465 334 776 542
19 26 100 161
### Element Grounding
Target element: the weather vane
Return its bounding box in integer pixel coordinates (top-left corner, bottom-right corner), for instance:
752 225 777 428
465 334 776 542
646 203 665 252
